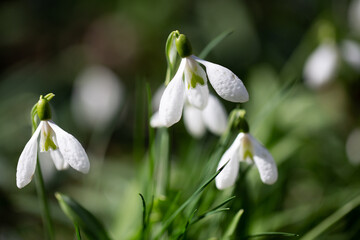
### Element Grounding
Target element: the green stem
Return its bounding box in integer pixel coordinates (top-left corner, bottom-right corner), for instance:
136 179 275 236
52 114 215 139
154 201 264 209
75 224 82 240
31 112 54 240
35 157 54 240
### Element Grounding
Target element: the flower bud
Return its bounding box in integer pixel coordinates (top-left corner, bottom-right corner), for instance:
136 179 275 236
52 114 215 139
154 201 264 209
229 109 249 133
175 34 192 58
37 96 52 121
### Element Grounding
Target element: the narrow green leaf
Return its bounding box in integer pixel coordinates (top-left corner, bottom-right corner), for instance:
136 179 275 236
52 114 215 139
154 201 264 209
133 77 146 164
146 83 155 179
300 194 360 240
223 209 244 239
139 193 147 236
191 196 236 224
55 192 111 240
246 232 299 239
74 224 82 240
156 128 170 196
177 209 198 240
154 162 229 239
198 30 233 59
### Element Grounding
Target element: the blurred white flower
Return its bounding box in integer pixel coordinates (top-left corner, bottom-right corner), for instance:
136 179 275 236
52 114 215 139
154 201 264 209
341 40 360 71
349 0 360 37
151 93 228 138
346 128 360 165
303 42 339 89
215 133 278 190
72 65 123 130
16 121 90 188
159 55 248 127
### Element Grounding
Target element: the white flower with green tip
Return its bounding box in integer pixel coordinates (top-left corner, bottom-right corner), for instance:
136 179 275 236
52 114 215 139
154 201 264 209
16 96 90 189
158 32 249 127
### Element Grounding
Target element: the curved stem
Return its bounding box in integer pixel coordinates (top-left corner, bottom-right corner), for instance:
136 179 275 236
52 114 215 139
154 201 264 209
31 114 54 240
35 157 54 240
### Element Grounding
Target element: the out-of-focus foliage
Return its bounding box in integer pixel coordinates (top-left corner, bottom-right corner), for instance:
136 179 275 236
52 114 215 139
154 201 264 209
1 0 360 239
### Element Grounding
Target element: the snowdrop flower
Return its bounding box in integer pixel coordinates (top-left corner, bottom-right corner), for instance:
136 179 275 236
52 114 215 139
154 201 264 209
72 65 123 130
16 95 90 188
303 42 339 89
215 115 277 189
151 93 228 138
159 31 248 127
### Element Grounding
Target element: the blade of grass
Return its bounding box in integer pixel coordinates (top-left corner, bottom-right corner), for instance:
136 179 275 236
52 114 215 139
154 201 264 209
191 196 236 224
134 78 146 164
146 83 155 180
300 194 360 240
223 209 244 240
199 30 234 59
245 232 299 239
177 209 198 240
153 163 229 239
139 193 147 239
74 224 82 240
55 193 111 240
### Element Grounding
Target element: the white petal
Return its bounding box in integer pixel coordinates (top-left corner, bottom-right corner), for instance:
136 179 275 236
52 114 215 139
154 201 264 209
341 40 360 71
202 95 227 135
16 122 43 188
215 134 242 190
250 134 278 185
38 151 56 182
185 84 209 109
303 43 338 89
150 111 166 128
184 58 209 109
152 85 166 111
48 122 90 173
183 105 206 138
194 56 249 103
51 150 69 170
159 59 186 127
238 133 253 163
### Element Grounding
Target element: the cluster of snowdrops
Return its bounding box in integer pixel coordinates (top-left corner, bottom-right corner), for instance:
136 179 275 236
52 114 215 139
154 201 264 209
15 31 278 239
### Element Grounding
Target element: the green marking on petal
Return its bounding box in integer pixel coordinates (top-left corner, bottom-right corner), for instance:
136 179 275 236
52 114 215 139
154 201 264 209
243 149 253 161
190 73 205 88
44 134 57 151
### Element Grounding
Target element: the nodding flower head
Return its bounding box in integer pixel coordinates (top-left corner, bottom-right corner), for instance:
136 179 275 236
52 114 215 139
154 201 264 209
158 31 249 128
151 85 228 138
215 111 278 190
16 94 90 189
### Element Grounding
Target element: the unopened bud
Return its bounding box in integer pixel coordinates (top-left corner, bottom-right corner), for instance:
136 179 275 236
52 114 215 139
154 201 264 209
37 96 52 121
175 33 192 58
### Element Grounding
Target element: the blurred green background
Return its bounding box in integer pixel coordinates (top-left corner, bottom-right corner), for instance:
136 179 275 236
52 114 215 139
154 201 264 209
1 0 360 239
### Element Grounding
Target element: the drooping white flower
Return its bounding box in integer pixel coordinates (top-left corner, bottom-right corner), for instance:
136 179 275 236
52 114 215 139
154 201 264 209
151 93 228 138
158 33 248 127
16 96 90 188
215 133 278 190
72 65 123 130
303 42 339 89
